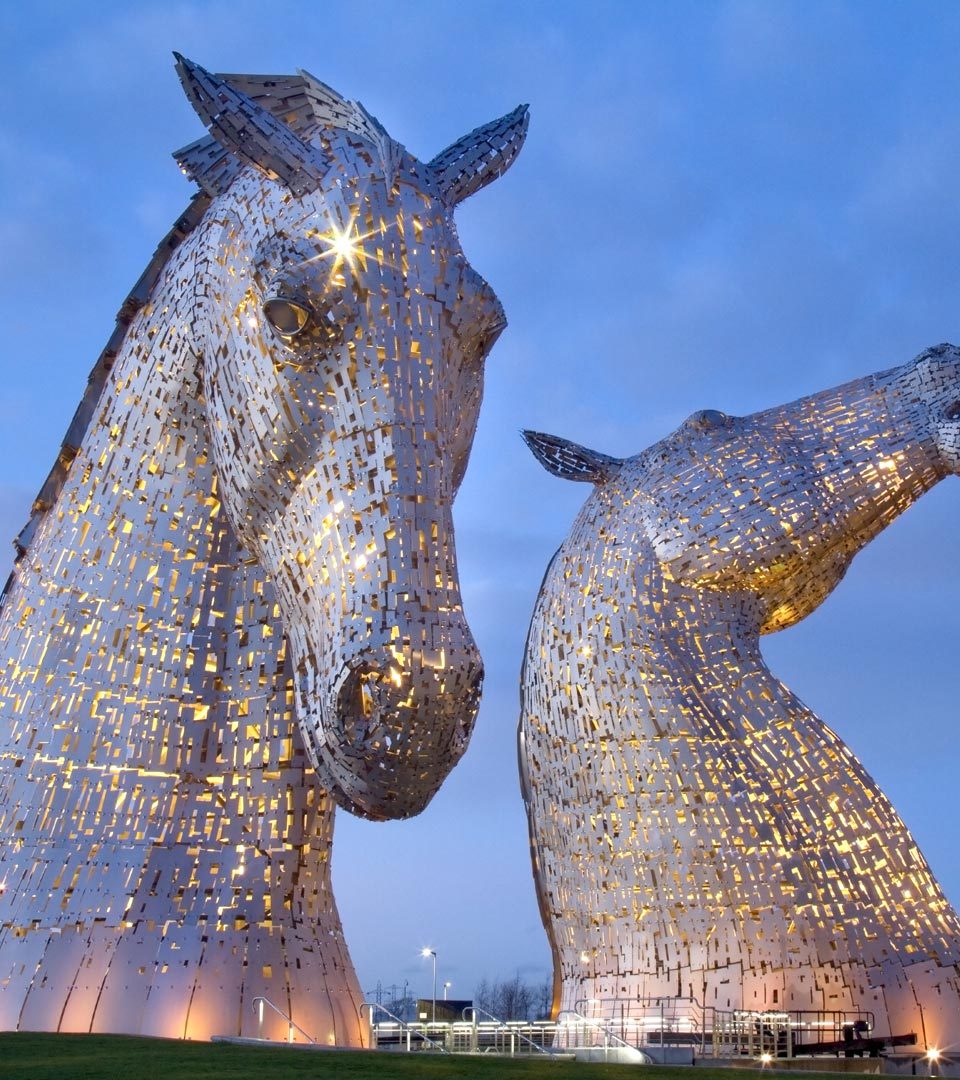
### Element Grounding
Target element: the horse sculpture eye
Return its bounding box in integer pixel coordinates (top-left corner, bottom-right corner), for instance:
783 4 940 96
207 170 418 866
263 296 312 337
690 409 730 431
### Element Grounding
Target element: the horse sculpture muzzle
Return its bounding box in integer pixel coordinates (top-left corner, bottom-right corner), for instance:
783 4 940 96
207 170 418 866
260 486 487 819
325 625 484 819
919 344 960 472
262 474 487 820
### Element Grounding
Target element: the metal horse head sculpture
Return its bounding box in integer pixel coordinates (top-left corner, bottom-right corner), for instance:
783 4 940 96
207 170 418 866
520 345 960 1052
0 59 525 1043
175 57 527 819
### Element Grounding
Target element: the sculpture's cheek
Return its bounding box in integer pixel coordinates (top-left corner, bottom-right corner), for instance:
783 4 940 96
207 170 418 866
643 492 805 592
657 536 801 591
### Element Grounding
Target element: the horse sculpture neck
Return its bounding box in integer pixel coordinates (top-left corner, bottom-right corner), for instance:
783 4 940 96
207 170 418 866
3 220 251 750
0 219 359 1042
10 222 207 627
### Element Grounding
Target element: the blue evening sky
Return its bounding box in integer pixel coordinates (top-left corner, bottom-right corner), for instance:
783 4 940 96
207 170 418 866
1 0 958 1005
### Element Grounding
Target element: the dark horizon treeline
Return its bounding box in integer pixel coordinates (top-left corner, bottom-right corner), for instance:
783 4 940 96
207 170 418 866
473 974 552 1021
379 973 552 1022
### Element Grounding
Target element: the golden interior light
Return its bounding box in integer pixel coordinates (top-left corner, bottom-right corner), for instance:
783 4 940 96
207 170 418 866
327 224 359 266
315 218 382 273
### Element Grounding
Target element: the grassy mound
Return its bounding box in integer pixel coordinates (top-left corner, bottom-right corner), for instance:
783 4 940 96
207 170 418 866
0 1032 847 1080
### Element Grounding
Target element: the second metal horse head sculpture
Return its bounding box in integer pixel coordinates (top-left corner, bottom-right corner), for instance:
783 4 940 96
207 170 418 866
520 345 960 1052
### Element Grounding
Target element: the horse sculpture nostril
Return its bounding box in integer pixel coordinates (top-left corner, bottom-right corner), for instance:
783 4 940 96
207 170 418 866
945 401 960 422
331 648 482 762
467 660 484 697
334 663 391 750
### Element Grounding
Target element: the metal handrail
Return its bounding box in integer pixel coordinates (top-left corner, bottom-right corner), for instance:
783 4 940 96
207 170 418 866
462 1005 550 1054
575 993 707 1012
557 1008 653 1061
574 994 707 1052
361 1001 448 1053
707 1006 880 1060
252 995 315 1044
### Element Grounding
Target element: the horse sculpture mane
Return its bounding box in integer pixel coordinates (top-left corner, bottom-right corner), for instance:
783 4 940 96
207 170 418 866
0 57 526 1043
520 345 960 1055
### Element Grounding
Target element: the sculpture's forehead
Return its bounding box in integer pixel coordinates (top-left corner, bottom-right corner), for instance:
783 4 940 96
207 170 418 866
632 412 805 492
220 169 461 269
656 407 793 457
210 141 501 328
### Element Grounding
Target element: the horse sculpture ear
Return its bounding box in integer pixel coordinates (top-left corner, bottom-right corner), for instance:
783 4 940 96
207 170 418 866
522 430 621 484
429 104 530 206
173 53 332 197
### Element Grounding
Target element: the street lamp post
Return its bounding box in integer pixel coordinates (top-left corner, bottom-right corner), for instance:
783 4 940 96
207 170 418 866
421 948 437 1023
443 981 452 1001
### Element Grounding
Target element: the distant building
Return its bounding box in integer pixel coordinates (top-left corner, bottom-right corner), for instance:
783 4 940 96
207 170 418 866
416 999 473 1023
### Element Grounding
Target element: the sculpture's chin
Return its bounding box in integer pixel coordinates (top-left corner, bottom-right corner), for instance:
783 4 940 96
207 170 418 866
309 721 476 821
322 769 437 821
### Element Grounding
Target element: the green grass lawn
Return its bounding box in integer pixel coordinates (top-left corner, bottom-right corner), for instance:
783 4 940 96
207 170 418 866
0 1032 856 1080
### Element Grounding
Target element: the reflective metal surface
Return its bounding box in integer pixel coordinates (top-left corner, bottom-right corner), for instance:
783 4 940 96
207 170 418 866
520 345 960 1050
0 58 526 1042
